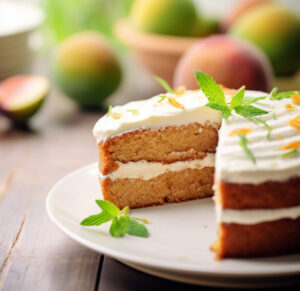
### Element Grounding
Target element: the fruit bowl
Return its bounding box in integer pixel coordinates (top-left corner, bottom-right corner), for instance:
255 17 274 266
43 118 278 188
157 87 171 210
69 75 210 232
115 20 200 84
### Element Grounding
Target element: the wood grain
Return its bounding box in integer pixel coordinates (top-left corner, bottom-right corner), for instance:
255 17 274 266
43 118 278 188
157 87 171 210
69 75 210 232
0 91 103 291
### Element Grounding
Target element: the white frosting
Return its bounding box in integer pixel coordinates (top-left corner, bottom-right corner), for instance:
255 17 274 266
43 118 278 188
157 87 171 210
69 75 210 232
216 92 300 184
100 154 215 181
93 90 221 142
216 205 300 225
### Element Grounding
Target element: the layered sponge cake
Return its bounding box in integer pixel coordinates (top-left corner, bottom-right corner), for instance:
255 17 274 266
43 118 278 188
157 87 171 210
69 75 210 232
94 90 221 208
93 79 300 259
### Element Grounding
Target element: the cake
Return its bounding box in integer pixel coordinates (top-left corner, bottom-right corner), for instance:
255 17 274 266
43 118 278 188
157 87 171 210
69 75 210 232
93 74 300 259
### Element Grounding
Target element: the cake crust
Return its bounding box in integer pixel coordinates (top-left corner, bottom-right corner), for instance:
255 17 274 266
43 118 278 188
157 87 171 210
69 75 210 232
213 218 300 259
218 178 300 210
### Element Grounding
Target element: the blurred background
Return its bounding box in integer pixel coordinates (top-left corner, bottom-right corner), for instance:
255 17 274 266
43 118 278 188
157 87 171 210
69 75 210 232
0 0 299 130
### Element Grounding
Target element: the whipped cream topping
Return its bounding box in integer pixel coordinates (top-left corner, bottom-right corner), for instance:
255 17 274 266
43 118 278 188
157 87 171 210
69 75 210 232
93 90 221 142
216 92 300 184
100 154 215 181
216 205 300 224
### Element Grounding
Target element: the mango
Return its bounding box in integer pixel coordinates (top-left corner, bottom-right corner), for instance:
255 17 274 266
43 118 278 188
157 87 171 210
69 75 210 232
0 75 49 124
230 3 300 76
129 0 198 36
173 35 273 92
54 32 122 109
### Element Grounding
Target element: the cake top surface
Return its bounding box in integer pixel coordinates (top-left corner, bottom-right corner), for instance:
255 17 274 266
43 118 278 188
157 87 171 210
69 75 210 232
93 89 221 141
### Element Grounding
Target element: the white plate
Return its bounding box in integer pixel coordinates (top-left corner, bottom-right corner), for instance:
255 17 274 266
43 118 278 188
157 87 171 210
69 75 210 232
46 163 300 288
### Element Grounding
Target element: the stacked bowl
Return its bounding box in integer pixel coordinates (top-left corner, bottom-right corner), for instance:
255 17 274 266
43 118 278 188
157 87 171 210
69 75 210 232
0 1 44 80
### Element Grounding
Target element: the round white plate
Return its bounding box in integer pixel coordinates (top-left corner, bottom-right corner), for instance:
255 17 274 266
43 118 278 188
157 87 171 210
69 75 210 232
46 163 300 288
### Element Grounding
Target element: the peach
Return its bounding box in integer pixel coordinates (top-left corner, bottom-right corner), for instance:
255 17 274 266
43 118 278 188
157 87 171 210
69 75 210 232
173 35 273 91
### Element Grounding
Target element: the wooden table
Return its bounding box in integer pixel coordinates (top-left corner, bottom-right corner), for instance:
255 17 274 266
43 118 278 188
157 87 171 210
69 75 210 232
0 61 299 291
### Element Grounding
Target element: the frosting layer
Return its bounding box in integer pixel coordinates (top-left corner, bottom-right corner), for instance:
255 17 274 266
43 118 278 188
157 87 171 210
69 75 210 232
100 154 215 180
216 205 300 225
93 90 221 142
216 92 300 184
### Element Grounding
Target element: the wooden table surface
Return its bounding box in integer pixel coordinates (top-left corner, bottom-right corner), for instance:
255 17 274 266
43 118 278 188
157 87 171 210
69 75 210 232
0 58 299 291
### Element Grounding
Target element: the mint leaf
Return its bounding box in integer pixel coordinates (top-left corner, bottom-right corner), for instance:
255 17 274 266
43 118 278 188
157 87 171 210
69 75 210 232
269 88 300 100
80 200 149 239
238 134 256 164
242 96 266 105
80 211 113 226
194 70 226 105
230 86 245 108
206 102 231 118
234 105 268 117
154 76 176 94
158 95 167 102
106 105 112 116
109 217 129 237
280 149 297 159
253 117 272 140
96 200 120 216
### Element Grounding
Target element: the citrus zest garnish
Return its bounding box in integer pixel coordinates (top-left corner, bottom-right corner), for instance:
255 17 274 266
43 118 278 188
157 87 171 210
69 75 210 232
175 86 186 96
219 84 237 96
291 91 300 105
229 128 253 136
277 134 283 140
279 141 300 150
285 104 295 112
289 115 300 131
111 112 122 119
168 97 184 110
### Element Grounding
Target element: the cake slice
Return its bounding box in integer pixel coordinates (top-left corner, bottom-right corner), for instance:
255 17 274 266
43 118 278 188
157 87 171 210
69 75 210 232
212 94 300 258
93 89 221 208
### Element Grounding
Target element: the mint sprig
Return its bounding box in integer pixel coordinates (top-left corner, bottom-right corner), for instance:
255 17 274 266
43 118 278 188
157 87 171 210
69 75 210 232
269 87 300 100
154 76 176 94
194 71 268 119
238 134 256 164
81 200 149 238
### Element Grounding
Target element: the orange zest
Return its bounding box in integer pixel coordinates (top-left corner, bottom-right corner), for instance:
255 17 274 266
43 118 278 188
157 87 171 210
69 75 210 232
168 97 184 110
285 104 295 112
229 128 253 136
219 84 237 96
291 91 300 105
277 134 283 141
111 112 122 119
175 86 186 96
279 141 300 150
289 115 300 131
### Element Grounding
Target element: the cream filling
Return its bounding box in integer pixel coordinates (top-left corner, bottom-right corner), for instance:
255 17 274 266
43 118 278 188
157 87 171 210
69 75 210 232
100 154 215 181
216 205 300 225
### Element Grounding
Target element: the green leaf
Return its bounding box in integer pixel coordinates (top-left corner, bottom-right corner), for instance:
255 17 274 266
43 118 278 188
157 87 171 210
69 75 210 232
234 105 268 118
96 200 120 216
238 134 256 164
194 70 227 105
206 103 231 118
242 96 267 105
109 217 129 238
269 88 300 100
120 216 149 238
158 95 167 103
253 117 272 140
280 149 297 159
106 105 112 116
80 211 113 226
230 86 245 108
272 113 277 120
154 76 176 94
